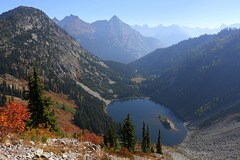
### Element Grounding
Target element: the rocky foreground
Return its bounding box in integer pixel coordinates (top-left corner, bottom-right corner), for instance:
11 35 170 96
0 137 107 160
0 136 167 160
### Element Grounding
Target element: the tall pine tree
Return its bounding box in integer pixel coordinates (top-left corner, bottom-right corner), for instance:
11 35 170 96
25 65 58 131
103 126 117 148
0 94 2 107
1 91 7 107
121 113 136 153
146 123 151 152
141 121 147 153
156 129 163 155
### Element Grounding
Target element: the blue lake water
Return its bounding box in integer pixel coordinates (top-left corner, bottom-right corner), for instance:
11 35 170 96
107 99 187 146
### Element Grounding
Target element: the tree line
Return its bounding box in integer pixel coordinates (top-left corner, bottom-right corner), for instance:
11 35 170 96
103 113 163 154
0 64 115 134
0 80 26 107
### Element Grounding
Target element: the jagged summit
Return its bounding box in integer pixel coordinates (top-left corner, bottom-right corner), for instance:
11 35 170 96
64 14 79 21
109 15 121 22
59 14 86 25
58 14 94 36
52 17 59 23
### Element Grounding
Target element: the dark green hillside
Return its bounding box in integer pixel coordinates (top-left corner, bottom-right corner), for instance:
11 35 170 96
134 28 240 125
130 34 216 76
105 61 137 79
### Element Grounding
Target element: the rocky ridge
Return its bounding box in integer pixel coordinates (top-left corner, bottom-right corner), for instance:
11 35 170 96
0 6 120 100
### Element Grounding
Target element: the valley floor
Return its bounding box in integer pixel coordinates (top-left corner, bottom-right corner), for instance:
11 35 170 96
175 114 240 160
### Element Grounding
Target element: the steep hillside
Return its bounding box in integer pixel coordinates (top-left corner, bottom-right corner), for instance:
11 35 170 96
0 6 119 99
131 34 216 76
0 6 137 133
56 15 164 63
131 28 240 125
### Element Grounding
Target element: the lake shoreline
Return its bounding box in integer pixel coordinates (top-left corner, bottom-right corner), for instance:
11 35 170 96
107 98 188 146
104 96 150 113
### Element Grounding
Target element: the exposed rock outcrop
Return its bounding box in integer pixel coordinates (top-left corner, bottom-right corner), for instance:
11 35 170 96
159 116 178 131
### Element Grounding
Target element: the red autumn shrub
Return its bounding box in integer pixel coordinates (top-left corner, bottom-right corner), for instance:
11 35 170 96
120 147 131 156
78 129 103 145
0 101 29 137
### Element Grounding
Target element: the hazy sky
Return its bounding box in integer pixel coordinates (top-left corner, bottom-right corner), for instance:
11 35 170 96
1 0 240 28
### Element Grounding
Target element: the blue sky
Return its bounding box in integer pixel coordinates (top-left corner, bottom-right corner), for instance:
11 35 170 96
1 0 240 28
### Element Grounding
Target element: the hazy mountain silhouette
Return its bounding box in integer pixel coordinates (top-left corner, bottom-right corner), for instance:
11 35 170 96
133 24 240 47
56 15 164 63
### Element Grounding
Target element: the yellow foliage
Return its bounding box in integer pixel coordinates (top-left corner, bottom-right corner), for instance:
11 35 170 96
20 123 57 142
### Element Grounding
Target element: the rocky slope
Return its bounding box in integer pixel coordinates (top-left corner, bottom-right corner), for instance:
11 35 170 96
177 114 240 160
56 15 164 63
0 137 106 160
0 6 133 134
0 6 122 101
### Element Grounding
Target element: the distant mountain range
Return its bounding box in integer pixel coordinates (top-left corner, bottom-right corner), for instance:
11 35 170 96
54 15 164 63
132 23 240 47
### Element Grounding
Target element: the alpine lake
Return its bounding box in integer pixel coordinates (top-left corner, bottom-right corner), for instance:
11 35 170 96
107 99 187 146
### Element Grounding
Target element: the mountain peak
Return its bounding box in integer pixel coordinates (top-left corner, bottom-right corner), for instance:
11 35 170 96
110 15 121 22
59 14 90 28
63 14 80 21
52 17 59 23
0 6 45 21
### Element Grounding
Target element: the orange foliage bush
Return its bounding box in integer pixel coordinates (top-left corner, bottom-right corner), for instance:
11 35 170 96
120 147 131 156
77 129 103 145
0 101 29 137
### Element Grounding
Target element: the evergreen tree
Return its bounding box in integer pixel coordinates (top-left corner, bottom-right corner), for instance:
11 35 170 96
121 113 136 153
2 81 7 93
151 147 155 153
11 84 15 95
2 91 7 106
141 121 147 153
103 126 117 148
22 86 26 98
146 123 151 152
0 94 2 107
156 129 163 155
7 84 11 95
25 65 58 131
